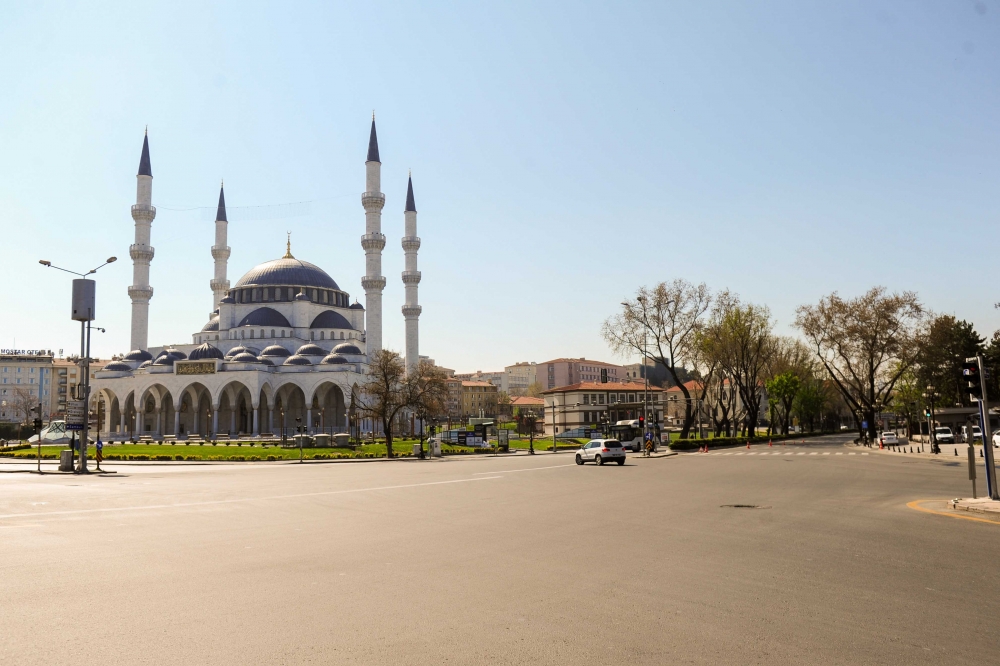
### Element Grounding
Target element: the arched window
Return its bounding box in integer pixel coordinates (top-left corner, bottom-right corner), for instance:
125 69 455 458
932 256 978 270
340 332 344 339
260 329 265 338
312 289 318 301
319 331 324 340
249 330 254 339
241 330 245 339
310 331 315 340
271 329 275 338
281 330 285 338
215 335 219 341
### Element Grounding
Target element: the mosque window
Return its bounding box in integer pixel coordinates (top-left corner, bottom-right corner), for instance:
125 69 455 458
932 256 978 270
340 332 344 339
271 329 275 338
260 329 265 338
263 288 270 301
312 289 318 301
281 330 285 338
322 291 329 304
242 289 250 302
241 330 245 339
249 330 254 339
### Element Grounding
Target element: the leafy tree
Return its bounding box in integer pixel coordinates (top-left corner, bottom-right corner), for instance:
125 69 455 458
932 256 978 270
888 367 924 439
603 280 712 439
796 287 925 441
793 379 827 432
914 315 985 408
525 382 544 398
355 350 448 458
765 371 801 435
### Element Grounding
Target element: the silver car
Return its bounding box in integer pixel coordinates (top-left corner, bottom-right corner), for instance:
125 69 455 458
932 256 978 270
575 439 626 466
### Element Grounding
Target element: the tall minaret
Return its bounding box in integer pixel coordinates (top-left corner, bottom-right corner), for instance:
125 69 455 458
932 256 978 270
360 115 386 356
401 173 422 376
210 181 231 313
128 129 155 351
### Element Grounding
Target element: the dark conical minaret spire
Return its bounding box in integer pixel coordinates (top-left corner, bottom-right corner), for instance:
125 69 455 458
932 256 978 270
367 113 380 163
405 172 416 212
216 181 227 222
138 127 152 177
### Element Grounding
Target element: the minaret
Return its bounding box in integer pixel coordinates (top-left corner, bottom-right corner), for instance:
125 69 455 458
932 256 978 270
401 173 422 376
128 129 155 351
210 181 231 313
360 115 386 356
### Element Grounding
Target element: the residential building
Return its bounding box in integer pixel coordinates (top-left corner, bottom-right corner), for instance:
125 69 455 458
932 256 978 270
622 358 672 387
541 380 663 435
453 370 504 389
503 361 537 394
445 379 500 420
0 350 54 422
539 358 624 390
51 358 84 419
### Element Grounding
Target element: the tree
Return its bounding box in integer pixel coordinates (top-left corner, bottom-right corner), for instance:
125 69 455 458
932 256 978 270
793 378 828 432
602 280 712 439
355 350 448 458
9 386 39 442
525 382 544 398
795 287 925 441
765 372 801 435
888 367 923 439
699 291 775 437
914 315 985 408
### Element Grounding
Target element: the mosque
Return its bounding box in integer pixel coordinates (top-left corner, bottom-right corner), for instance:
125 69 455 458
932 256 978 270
90 120 423 440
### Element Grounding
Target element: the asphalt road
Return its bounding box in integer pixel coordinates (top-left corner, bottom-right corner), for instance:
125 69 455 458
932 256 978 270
2 434 998 665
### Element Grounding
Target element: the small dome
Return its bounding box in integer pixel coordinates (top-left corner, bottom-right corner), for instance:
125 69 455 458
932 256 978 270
295 344 326 356
310 310 354 329
332 343 363 355
152 355 176 366
219 295 235 304
294 292 311 301
189 343 225 361
256 356 274 366
138 360 153 369
102 361 132 372
123 349 153 362
349 302 365 310
201 318 220 332
164 349 187 360
225 345 259 358
231 352 258 363
284 355 312 366
238 307 291 328
320 354 348 365
260 345 291 357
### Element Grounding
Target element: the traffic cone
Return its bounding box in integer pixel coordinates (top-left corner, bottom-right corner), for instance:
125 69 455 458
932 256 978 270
746 441 750 449
769 440 773 447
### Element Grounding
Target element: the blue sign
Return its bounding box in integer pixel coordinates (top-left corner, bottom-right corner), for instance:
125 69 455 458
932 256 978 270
861 421 868 429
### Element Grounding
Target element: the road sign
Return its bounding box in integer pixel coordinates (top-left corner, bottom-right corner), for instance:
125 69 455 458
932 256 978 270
861 421 868 430
66 400 85 431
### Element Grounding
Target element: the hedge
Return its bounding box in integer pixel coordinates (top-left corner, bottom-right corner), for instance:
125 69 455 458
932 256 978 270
668 431 840 451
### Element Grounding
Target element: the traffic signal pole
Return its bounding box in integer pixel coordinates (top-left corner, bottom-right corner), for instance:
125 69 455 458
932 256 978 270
966 356 999 500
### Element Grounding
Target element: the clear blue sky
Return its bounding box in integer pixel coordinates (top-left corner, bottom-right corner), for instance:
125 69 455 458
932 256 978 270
2 2 998 371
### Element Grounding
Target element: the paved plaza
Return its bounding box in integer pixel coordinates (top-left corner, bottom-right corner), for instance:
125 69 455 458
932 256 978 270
2 434 999 665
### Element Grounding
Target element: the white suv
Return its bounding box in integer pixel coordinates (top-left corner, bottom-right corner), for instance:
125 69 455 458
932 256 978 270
575 439 626 466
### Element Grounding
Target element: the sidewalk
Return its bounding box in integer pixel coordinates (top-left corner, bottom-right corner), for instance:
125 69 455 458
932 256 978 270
866 439 999 464
949 497 1000 515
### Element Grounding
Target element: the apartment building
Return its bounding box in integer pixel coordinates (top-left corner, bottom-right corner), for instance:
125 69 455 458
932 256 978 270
0 350 54 422
539 358 624 390
503 361 537 394
541 380 664 435
445 379 500 419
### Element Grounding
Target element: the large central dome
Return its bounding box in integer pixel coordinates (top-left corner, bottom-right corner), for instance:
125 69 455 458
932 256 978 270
233 257 339 290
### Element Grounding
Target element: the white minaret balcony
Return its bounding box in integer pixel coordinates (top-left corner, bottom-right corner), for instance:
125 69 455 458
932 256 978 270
361 233 386 251
209 278 230 291
211 246 231 260
402 305 422 317
128 285 154 300
131 204 156 222
361 275 387 290
401 271 421 285
129 244 155 263
401 236 421 252
361 192 385 210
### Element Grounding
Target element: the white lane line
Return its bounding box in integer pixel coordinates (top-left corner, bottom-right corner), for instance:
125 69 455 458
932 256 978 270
848 452 856 455
0 476 504 520
796 452 806 455
836 452 843 455
823 452 831 455
784 452 793 455
473 464 573 475
862 453 869 456
809 452 818 455
748 453 758 456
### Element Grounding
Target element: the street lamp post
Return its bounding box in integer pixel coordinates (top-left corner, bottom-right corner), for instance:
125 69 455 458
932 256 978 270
923 386 940 454
39 256 116 474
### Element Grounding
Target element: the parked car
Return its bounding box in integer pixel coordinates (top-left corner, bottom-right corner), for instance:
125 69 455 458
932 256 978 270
992 432 1000 448
575 439 626 466
933 427 955 444
962 426 982 443
881 432 898 445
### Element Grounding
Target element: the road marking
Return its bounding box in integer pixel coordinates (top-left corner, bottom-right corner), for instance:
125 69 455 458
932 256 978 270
0 476 504 521
473 464 573 475
836 453 843 455
809 452 818 455
823 452 831 455
906 499 1000 526
796 452 805 455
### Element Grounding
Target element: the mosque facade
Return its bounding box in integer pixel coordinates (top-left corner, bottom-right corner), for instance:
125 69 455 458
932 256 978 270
90 120 422 440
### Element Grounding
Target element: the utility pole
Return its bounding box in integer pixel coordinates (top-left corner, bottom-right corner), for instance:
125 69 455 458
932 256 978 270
964 357 998 500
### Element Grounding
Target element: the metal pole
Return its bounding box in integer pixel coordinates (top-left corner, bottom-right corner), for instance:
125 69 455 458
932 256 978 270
976 355 999 499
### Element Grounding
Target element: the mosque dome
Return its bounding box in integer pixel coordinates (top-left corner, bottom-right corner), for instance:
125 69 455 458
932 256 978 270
256 356 274 366
285 355 312 366
164 349 187 360
294 344 326 357
153 354 176 366
238 307 291 328
310 310 353 329
189 343 225 361
332 343 363 356
260 345 291 357
231 352 258 363
349 302 364 310
226 345 259 358
123 349 153 362
138 360 153 369
201 318 220 332
234 257 339 291
320 354 348 365
102 361 132 372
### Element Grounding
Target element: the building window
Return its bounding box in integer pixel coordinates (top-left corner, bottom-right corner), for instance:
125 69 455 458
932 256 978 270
281 330 285 338
271 329 275 337
583 395 589 405
249 330 254 339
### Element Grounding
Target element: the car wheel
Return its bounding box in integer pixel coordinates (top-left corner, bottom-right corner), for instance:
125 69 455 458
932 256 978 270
595 455 604 466
575 454 583 465
616 458 625 465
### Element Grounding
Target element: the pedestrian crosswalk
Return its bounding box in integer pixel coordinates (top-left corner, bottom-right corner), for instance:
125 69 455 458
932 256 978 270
691 450 868 457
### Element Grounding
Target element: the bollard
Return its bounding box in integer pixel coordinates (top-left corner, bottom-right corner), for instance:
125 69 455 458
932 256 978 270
910 446 913 453
954 447 958 456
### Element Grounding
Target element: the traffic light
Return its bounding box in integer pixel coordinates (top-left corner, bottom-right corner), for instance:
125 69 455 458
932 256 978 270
963 360 983 401
600 368 608 384
638 415 645 429
924 407 931 419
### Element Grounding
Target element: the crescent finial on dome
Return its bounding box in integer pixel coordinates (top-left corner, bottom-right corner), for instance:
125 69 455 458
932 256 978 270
284 231 294 259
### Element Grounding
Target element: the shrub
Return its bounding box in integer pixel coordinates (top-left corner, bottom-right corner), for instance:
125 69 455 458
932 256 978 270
267 455 277 461
232 455 245 461
174 455 184 461
155 455 172 461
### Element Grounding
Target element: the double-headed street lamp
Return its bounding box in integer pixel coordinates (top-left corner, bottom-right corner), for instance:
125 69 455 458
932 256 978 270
39 256 117 473
922 385 940 454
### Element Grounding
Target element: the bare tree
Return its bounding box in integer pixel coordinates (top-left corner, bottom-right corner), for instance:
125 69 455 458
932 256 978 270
699 291 775 437
9 386 40 441
355 350 449 458
602 280 711 439
795 287 925 441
